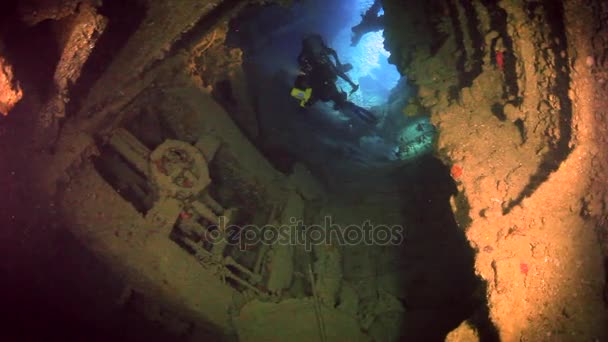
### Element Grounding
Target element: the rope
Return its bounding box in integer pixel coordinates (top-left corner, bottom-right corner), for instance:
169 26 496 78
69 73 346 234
308 264 327 342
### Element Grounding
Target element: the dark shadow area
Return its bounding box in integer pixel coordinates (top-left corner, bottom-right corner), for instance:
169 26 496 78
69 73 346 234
387 156 497 341
2 226 122 341
1 233 227 342
445 0 473 102
514 118 526 144
491 103 507 121
126 105 179 149
0 197 220 341
1 17 62 105
169 0 250 55
92 145 154 214
458 0 485 88
468 280 501 342
603 256 608 307
503 0 573 214
482 0 521 105
0 0 18 23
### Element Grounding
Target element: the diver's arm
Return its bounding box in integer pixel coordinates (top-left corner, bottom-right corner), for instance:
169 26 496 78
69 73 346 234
297 52 306 67
327 48 342 67
326 48 358 91
328 51 358 93
336 70 359 93
297 52 312 73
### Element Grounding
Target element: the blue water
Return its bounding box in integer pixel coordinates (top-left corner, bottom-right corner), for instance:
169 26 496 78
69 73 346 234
233 0 400 110
229 0 436 169
300 0 402 108
332 25 401 108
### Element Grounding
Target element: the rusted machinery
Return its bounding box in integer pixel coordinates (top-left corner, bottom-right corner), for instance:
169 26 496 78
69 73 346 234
106 128 268 295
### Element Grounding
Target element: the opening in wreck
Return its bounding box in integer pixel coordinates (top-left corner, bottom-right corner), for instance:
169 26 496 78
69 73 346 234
2 0 607 341
221 0 436 181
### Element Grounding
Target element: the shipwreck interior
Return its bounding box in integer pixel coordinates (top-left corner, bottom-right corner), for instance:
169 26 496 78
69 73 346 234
1 0 607 341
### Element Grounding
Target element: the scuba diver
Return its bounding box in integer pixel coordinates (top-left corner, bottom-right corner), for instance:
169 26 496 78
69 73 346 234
290 33 378 124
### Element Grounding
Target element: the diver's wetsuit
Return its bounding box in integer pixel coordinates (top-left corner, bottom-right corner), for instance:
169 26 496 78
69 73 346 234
295 34 377 124
297 34 358 108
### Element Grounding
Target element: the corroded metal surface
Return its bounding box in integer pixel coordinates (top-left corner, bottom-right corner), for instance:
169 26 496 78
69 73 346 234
26 2 107 130
0 55 22 116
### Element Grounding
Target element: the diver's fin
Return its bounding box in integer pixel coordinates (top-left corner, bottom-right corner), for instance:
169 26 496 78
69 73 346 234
341 63 353 72
356 108 378 124
345 102 377 124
